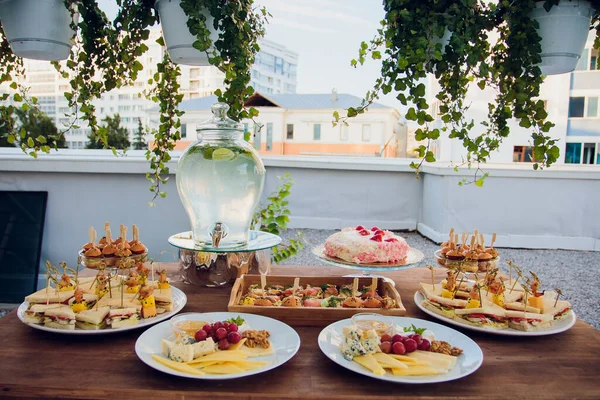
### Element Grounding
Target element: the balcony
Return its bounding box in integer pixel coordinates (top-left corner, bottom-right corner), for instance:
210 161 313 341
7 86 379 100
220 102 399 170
1 149 599 328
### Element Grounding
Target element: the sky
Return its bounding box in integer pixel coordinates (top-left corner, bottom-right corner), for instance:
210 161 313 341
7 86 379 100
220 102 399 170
97 0 399 107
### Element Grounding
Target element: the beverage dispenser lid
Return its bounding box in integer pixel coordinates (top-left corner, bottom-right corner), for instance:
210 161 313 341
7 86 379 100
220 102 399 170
197 102 243 132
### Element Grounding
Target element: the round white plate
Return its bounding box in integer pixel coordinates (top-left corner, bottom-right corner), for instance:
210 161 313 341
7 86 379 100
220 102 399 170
135 312 301 380
17 286 187 335
318 316 483 384
414 291 576 336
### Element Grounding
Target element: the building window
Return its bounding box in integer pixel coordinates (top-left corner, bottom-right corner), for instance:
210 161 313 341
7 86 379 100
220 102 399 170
286 124 294 140
362 125 371 142
591 49 598 70
587 96 598 117
266 123 273 151
340 125 349 141
583 143 596 164
313 124 321 141
569 97 585 118
565 143 582 164
513 146 534 162
254 124 261 150
181 124 187 138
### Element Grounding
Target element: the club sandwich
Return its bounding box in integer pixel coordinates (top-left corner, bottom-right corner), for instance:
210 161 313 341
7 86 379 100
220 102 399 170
505 310 553 331
419 282 468 318
43 306 76 330
75 306 110 330
23 303 63 324
107 307 139 329
454 301 507 329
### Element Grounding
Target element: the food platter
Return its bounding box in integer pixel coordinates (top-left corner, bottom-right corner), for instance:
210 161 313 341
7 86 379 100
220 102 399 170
414 291 577 337
135 312 301 380
312 245 425 272
318 316 483 384
17 286 187 335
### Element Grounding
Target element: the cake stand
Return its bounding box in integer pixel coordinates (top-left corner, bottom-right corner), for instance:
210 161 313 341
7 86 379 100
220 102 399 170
168 230 282 287
312 245 425 285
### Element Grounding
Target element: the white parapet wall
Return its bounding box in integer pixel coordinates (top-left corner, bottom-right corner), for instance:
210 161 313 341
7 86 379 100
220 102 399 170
0 148 598 276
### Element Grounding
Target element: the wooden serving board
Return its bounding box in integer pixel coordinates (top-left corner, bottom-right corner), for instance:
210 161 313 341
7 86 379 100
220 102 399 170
227 275 406 326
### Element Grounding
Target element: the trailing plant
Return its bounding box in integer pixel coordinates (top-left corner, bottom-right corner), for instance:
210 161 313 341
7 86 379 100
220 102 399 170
251 174 305 264
0 0 268 200
338 0 600 181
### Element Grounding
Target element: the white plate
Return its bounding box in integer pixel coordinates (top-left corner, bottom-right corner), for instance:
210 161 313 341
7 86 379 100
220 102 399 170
135 312 301 380
414 291 576 336
318 316 483 384
17 286 187 335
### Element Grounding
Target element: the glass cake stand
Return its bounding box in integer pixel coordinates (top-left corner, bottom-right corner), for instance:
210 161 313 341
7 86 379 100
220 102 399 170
312 245 425 285
168 230 282 287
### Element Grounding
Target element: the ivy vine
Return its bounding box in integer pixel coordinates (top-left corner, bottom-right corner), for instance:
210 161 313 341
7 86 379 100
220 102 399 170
338 0 600 181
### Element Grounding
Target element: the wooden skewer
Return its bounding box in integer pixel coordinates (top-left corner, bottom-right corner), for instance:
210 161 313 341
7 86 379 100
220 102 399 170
151 260 155 283
106 227 112 243
371 277 378 295
448 228 454 241
479 233 485 248
121 277 125 308
132 224 139 242
491 233 496 248
554 288 563 308
461 232 467 247
121 225 127 249
469 235 476 249
88 226 94 244
352 278 359 297
473 230 479 246
292 277 300 294
428 265 436 290
260 274 266 291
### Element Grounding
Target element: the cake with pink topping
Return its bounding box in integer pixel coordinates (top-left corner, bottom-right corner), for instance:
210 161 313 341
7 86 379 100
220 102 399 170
324 226 410 264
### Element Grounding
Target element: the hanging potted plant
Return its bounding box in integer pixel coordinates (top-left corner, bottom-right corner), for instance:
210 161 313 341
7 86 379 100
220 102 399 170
0 0 77 61
339 0 600 182
530 0 596 75
155 0 218 65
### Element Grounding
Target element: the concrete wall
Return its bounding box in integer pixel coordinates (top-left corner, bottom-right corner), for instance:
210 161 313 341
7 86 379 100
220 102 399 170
1 149 599 277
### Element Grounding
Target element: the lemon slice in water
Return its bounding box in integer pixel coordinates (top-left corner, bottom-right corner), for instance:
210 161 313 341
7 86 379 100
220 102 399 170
212 148 236 161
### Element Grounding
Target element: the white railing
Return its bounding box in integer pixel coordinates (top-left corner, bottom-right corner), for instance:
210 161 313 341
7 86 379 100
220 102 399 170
0 148 598 274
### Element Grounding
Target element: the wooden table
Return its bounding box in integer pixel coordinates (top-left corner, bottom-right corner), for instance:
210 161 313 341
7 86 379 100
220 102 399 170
1 265 599 399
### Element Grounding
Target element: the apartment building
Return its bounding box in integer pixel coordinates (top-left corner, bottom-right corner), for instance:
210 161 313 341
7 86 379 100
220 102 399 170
11 29 298 149
158 91 405 158
428 31 600 165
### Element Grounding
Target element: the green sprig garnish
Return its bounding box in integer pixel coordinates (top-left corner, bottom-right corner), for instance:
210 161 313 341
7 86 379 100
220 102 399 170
403 324 426 335
226 316 245 326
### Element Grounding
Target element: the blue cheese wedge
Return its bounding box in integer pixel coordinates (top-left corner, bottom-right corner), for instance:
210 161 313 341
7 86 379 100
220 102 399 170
340 325 381 361
161 339 195 363
192 338 216 358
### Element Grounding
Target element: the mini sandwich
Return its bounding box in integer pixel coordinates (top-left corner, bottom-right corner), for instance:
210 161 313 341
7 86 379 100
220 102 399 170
25 288 75 305
419 282 468 318
153 288 173 313
542 299 572 321
68 293 98 309
97 294 142 312
107 307 139 329
23 303 63 324
505 310 553 332
505 302 541 314
454 302 507 329
75 306 110 330
43 306 76 330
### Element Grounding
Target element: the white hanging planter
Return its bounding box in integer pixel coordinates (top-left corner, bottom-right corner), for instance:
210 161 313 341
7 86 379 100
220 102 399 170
155 0 219 66
0 0 76 61
529 0 595 75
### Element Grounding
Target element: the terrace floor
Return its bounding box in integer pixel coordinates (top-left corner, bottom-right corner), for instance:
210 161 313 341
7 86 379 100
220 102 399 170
279 229 600 330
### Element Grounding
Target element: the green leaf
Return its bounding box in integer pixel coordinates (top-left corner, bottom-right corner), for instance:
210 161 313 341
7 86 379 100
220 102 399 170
405 108 417 121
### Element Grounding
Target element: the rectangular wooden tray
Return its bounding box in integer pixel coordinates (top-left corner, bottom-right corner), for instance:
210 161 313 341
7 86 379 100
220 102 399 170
227 275 406 326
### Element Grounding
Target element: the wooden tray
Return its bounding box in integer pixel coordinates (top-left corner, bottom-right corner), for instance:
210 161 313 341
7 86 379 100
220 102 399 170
227 275 406 327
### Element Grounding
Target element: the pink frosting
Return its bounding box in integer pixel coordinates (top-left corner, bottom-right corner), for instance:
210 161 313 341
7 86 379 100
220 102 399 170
324 227 410 264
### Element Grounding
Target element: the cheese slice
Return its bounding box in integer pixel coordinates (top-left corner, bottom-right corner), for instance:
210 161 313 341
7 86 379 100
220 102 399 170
241 344 274 357
186 351 247 364
227 338 247 351
406 351 457 372
201 362 245 374
392 366 441 376
372 353 408 369
151 355 205 376
353 354 385 376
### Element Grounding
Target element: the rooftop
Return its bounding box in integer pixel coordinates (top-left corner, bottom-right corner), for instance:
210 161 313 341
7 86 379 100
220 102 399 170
177 92 392 111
